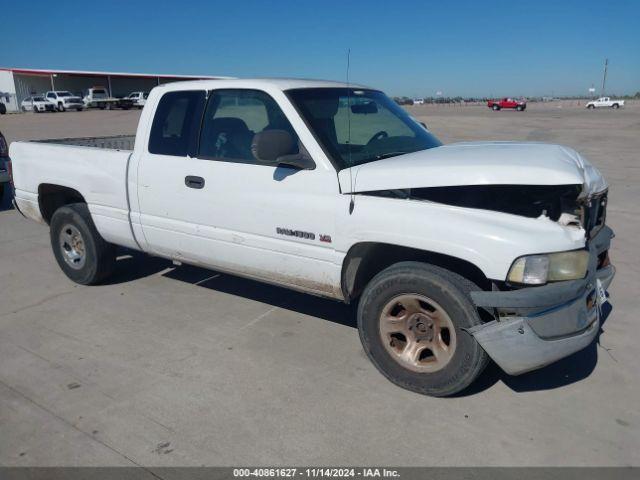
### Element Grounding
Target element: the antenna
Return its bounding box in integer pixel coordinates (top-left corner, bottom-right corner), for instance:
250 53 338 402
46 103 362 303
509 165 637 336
347 48 355 215
601 58 609 97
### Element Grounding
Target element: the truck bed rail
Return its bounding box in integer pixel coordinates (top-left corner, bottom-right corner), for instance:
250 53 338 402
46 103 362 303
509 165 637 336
34 135 135 151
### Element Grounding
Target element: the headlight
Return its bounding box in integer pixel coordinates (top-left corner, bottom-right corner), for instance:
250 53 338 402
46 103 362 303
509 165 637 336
507 250 589 285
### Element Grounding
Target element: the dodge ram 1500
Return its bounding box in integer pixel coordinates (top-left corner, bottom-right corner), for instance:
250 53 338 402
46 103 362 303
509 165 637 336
9 79 615 396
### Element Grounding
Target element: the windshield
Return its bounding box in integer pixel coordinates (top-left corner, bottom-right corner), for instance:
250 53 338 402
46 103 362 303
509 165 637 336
57 91 73 97
287 88 441 169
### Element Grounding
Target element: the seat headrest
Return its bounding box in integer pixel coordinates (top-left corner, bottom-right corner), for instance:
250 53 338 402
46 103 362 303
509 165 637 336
209 117 250 132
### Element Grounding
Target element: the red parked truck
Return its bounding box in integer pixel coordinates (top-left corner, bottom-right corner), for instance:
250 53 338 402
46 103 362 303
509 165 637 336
488 97 526 111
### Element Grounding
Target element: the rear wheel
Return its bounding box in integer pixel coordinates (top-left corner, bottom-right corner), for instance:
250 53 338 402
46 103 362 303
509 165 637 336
357 262 489 397
0 184 5 200
587 104 595 109
50 203 116 285
612 103 619 109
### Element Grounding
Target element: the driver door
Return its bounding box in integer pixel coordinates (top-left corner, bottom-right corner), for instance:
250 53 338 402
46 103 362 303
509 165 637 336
137 88 342 297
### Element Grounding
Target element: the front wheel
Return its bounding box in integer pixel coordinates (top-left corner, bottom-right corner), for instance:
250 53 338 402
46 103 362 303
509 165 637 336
492 104 500 111
357 262 489 397
58 103 66 112
50 203 116 285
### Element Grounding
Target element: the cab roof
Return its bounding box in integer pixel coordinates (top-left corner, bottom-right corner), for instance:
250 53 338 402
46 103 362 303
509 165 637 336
155 77 372 92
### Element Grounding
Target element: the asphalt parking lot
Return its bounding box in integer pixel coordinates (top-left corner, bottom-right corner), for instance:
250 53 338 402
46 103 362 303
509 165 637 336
0 104 639 467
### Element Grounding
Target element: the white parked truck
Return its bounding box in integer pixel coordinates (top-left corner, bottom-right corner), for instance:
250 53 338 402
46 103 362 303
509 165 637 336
586 97 625 109
83 87 133 110
9 79 615 396
126 91 149 108
45 91 84 111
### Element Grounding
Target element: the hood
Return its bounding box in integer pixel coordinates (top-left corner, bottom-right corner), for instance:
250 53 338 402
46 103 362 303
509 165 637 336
338 142 607 197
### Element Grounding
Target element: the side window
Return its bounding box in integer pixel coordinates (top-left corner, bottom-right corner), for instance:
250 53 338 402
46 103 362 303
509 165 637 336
47 93 55 99
198 89 299 164
148 90 205 156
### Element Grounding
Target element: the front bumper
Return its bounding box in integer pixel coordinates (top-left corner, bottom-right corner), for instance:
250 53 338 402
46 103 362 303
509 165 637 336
469 225 615 375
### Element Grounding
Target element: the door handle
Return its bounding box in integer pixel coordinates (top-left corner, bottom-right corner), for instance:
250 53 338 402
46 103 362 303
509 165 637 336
185 176 205 189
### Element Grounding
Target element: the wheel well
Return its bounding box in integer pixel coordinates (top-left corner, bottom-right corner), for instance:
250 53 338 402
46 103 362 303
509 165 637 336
38 184 86 224
341 242 491 302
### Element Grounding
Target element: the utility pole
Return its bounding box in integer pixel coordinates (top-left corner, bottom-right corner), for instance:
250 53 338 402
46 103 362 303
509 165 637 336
601 58 608 96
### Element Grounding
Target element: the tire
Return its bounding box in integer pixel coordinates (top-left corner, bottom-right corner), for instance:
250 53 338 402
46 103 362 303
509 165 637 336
492 104 500 111
58 103 65 112
516 105 523 111
76 107 83 112
21 106 27 112
587 105 595 109
357 262 489 397
0 183 4 200
612 103 619 109
49 203 116 285
0 103 6 114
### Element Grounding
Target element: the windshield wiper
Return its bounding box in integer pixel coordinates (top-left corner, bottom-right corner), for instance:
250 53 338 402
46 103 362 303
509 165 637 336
374 151 409 160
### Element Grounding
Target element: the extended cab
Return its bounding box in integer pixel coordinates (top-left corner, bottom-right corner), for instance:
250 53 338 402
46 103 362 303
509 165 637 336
45 91 84 111
586 97 625 109
488 97 526 111
10 79 615 396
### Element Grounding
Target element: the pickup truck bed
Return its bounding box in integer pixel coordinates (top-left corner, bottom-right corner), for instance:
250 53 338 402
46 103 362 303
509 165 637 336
11 135 139 251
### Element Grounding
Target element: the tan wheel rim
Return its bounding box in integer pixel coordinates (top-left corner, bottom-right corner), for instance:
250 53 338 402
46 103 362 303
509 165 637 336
378 294 457 373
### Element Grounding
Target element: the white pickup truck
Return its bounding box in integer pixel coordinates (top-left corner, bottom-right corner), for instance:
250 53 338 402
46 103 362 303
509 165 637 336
126 91 149 108
9 79 615 396
586 97 625 109
45 91 84 112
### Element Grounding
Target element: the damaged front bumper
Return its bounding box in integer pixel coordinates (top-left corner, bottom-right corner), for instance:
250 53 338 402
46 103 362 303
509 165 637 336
469 225 615 375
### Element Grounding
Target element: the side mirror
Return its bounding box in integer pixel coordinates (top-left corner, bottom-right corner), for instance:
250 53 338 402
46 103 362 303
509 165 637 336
251 130 315 170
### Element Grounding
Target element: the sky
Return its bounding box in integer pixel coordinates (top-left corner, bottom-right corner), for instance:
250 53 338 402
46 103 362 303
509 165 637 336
2 0 639 97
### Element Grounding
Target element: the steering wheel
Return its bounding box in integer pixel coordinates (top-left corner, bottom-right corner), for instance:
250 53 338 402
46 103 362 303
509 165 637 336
367 130 388 145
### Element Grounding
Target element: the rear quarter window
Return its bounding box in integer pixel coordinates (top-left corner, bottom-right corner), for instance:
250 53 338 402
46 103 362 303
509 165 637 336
148 90 205 156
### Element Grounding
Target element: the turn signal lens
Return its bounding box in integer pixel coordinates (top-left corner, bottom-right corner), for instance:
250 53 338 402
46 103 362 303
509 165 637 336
507 255 549 285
